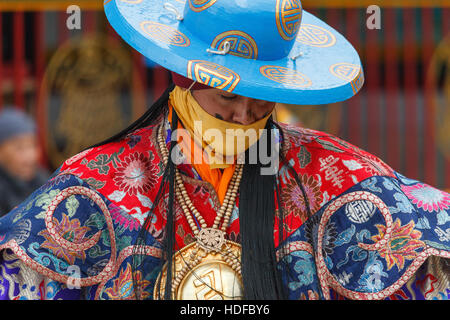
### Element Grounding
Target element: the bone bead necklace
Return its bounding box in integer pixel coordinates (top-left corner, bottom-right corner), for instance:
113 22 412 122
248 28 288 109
154 124 243 300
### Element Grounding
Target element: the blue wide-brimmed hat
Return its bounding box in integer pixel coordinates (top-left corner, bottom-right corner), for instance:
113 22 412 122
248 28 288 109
104 0 364 105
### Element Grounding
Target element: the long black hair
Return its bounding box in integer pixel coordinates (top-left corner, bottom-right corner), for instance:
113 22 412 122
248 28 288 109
91 83 314 299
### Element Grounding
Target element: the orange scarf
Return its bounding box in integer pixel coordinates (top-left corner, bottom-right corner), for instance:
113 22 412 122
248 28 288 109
168 105 235 204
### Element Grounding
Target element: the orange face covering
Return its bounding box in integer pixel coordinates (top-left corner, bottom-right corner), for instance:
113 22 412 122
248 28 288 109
168 104 235 204
169 86 272 169
168 86 272 204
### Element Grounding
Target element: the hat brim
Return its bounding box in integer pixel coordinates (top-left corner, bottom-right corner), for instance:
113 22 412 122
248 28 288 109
104 0 364 105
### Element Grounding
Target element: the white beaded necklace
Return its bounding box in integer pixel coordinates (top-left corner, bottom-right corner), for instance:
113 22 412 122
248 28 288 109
155 124 243 299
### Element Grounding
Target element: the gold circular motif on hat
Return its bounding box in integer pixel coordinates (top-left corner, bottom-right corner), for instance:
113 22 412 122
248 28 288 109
211 31 259 59
154 241 243 300
329 63 364 93
350 69 365 94
187 60 240 92
260 65 312 88
276 0 303 41
329 63 361 81
296 24 336 48
140 21 190 47
189 0 217 12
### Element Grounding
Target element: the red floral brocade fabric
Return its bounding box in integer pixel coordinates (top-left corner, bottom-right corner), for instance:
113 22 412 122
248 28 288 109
59 120 396 249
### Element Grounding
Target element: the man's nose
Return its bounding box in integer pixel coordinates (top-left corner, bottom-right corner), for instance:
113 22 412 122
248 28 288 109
231 99 255 125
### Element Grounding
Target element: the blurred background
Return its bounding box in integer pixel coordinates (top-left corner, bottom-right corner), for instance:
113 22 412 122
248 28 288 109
0 0 448 211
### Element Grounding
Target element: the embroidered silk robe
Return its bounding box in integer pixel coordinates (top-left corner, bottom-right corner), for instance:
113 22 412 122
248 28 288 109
0 117 448 300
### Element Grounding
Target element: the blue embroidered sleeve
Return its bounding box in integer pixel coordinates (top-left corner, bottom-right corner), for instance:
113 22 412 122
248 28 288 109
0 248 82 299
280 172 449 300
0 172 162 300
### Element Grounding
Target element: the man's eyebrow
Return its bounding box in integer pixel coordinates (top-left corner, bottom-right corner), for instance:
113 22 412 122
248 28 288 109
219 91 238 97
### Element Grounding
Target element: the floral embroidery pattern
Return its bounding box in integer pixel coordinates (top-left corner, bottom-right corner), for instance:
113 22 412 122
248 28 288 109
358 153 393 177
284 251 316 291
38 214 91 265
326 135 394 177
372 218 425 271
113 152 157 195
103 263 151 300
282 174 323 221
401 183 450 213
109 204 141 232
87 148 124 175
305 215 337 256
0 118 448 301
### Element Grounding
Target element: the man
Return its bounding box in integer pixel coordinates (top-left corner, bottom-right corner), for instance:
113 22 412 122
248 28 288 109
0 0 447 300
0 108 48 216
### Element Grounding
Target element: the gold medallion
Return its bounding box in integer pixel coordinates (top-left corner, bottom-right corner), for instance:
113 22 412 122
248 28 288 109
154 240 243 300
156 127 244 300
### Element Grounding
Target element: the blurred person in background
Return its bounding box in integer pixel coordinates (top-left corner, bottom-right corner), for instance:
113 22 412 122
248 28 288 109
0 108 48 216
